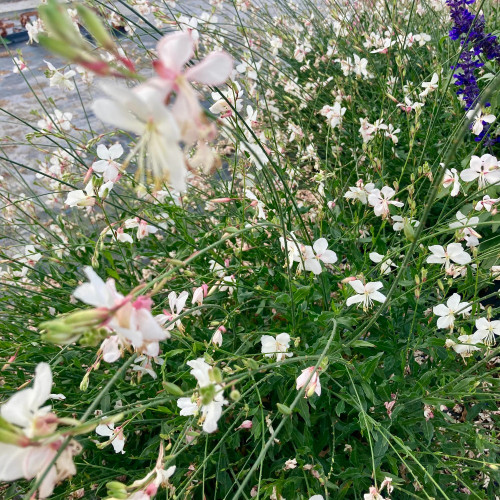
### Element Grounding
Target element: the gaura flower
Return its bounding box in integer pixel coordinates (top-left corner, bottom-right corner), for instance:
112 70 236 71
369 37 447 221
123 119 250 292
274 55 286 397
466 107 495 136
73 267 169 358
442 168 461 197
346 280 386 310
296 366 321 398
0 363 81 498
176 358 228 433
433 293 471 330
419 72 439 98
320 102 346 130
368 186 404 218
44 60 76 92
475 195 499 212
460 154 500 189
344 180 375 205
151 31 233 145
92 143 124 183
261 333 293 361
449 211 481 247
369 252 397 275
92 82 186 191
426 243 471 269
449 334 484 359
96 421 126 454
473 317 500 346
300 238 338 275
123 218 158 240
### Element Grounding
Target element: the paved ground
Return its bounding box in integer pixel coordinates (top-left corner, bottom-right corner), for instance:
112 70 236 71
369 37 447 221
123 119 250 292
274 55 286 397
0 0 40 15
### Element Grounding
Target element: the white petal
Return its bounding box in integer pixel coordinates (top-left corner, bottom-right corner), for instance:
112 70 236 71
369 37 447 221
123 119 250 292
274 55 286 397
185 51 233 85
157 31 194 73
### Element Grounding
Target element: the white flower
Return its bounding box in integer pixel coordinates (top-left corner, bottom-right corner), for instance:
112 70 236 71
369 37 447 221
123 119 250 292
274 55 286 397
261 333 293 361
392 215 419 232
92 144 124 183
26 19 43 44
0 363 81 498
284 458 297 470
178 358 228 433
344 180 375 205
353 54 372 78
368 186 404 217
152 31 232 144
346 280 386 309
73 266 123 309
65 180 96 208
433 293 471 330
296 366 321 398
123 218 158 240
460 154 500 189
1 362 53 436
384 124 400 144
473 317 500 346
359 117 377 143
369 252 397 275
12 245 42 277
419 73 439 98
452 334 484 358
301 238 338 275
397 96 424 113
211 326 225 347
74 267 168 357
210 81 244 117
100 336 123 363
475 195 499 212
320 102 346 130
12 56 27 73
245 189 266 219
96 422 126 454
44 60 76 91
449 211 481 247
466 107 495 136
37 109 72 132
92 83 186 190
426 243 471 268
442 168 461 197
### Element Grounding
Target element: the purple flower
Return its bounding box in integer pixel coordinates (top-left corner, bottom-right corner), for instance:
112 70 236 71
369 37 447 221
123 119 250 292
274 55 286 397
447 0 500 145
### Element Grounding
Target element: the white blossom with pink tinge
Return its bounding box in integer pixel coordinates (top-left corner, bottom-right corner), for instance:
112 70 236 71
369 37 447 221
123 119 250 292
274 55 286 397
152 31 233 145
296 366 321 398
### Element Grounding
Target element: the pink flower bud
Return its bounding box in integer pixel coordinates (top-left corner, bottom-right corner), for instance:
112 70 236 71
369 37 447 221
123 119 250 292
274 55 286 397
341 276 357 283
238 420 253 430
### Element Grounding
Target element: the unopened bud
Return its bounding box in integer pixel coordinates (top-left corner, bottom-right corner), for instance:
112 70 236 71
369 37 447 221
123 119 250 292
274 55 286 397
162 381 184 397
277 403 292 415
106 481 128 499
77 5 115 51
209 367 223 384
230 389 241 401
80 372 90 392
403 220 416 242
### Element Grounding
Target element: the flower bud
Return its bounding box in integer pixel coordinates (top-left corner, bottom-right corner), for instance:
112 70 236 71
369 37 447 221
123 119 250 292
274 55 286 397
106 481 128 499
209 366 223 385
79 372 90 392
277 403 292 415
230 389 241 401
40 308 109 344
238 420 253 430
162 381 184 397
77 5 115 51
403 219 416 242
